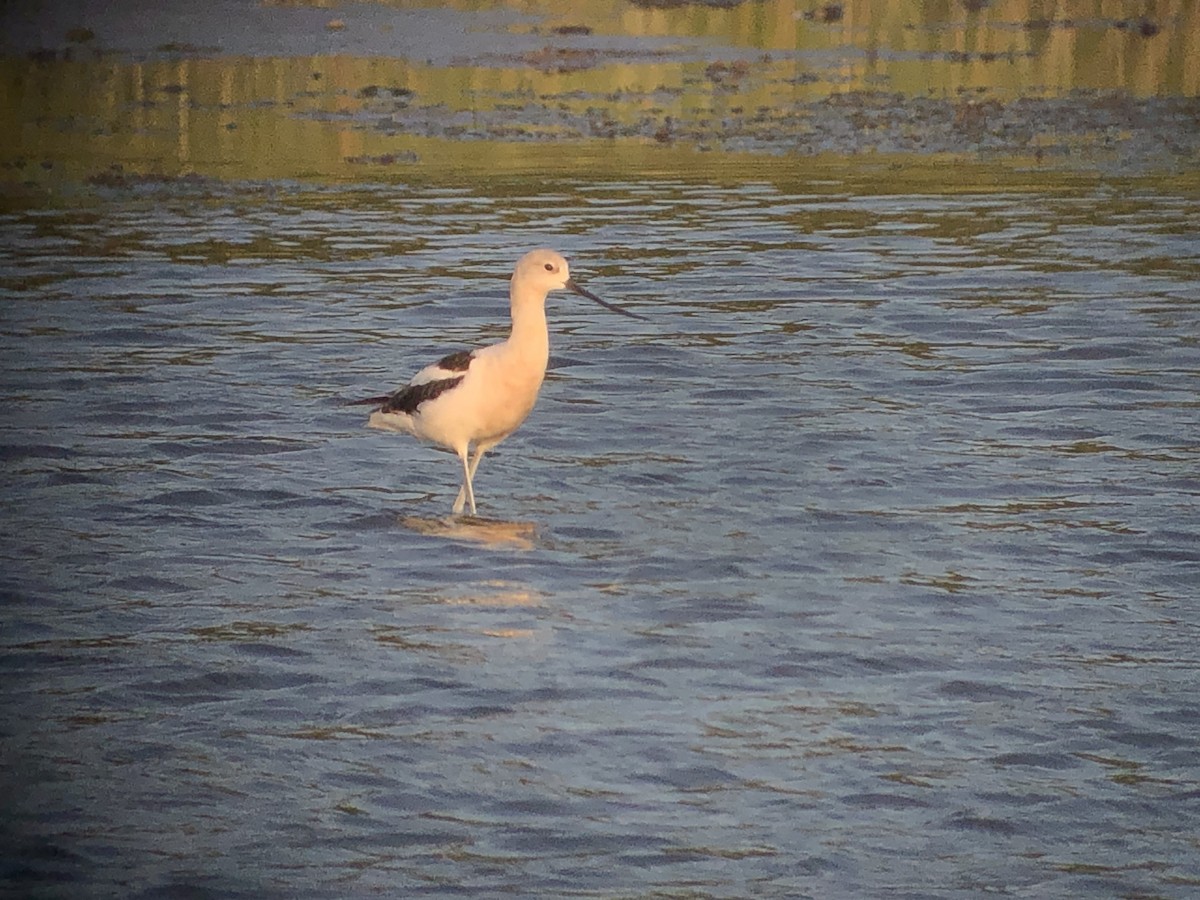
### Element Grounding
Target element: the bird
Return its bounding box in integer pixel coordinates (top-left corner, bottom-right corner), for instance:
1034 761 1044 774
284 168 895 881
351 248 645 516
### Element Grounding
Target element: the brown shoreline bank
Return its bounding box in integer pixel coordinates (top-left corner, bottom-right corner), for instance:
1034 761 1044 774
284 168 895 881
2 0 1198 187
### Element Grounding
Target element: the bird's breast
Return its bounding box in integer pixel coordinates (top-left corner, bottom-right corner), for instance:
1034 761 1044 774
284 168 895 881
471 357 545 436
416 351 545 447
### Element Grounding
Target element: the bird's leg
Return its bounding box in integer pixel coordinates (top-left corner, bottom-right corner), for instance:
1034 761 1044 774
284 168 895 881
453 446 477 516
453 444 490 515
467 445 488 483
452 459 469 515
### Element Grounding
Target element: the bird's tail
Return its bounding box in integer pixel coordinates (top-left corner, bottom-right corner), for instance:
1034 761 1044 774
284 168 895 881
366 408 416 434
346 395 390 407
348 394 417 434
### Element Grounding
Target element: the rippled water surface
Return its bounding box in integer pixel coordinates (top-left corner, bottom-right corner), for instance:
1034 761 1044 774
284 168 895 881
2 172 1199 897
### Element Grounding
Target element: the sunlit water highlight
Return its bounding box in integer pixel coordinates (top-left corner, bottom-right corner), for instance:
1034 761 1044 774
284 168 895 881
2 175 1199 897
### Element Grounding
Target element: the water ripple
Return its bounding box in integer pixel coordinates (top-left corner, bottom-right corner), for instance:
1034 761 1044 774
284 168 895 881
2 179 1198 897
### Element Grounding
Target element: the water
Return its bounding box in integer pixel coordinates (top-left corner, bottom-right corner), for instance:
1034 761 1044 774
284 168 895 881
2 174 1199 898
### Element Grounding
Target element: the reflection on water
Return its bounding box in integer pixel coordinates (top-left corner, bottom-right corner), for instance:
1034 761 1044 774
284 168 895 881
400 515 538 550
1 0 1197 186
1 171 1198 895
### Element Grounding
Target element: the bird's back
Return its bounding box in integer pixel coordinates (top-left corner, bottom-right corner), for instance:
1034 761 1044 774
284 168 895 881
363 340 546 450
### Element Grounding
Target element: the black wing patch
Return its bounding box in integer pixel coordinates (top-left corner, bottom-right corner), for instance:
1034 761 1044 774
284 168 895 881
347 394 392 407
436 349 475 372
381 376 465 415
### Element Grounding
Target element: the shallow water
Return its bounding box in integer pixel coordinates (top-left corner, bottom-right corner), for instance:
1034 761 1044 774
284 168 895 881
2 173 1199 898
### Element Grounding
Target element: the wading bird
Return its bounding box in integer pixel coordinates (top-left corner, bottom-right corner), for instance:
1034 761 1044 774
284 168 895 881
352 249 644 515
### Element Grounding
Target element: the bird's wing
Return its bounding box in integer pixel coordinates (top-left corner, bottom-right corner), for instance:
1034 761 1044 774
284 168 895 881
410 349 475 385
346 394 392 407
381 375 465 415
350 350 476 410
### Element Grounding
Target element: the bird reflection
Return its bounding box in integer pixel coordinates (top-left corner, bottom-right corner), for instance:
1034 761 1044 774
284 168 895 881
398 515 537 550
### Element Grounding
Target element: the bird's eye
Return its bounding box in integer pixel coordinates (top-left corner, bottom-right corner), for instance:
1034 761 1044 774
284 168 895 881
544 263 554 271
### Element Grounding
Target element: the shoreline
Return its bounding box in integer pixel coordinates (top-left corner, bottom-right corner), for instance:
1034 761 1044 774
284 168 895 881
2 0 1198 189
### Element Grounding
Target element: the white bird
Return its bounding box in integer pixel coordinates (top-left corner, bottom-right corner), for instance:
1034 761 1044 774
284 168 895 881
353 249 644 516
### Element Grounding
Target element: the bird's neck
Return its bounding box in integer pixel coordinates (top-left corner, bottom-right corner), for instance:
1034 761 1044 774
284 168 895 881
506 297 550 371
